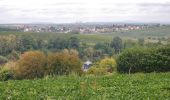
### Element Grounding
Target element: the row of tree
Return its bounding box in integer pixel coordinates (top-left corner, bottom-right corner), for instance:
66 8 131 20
0 49 82 80
0 33 166 62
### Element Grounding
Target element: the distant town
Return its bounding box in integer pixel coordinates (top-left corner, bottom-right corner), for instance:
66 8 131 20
0 23 165 34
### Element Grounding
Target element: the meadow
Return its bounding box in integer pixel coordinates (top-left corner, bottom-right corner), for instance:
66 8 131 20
0 73 169 100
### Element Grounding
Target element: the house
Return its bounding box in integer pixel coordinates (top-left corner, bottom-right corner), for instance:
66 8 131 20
82 60 92 71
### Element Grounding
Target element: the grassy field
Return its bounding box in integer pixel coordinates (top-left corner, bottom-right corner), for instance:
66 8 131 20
110 26 170 38
0 73 169 100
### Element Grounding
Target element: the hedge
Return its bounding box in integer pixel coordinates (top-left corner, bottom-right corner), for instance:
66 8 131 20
117 46 170 73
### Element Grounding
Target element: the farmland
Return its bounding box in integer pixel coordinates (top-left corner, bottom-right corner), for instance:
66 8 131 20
0 73 170 100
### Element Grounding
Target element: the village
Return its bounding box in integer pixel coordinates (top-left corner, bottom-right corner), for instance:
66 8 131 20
1 23 162 34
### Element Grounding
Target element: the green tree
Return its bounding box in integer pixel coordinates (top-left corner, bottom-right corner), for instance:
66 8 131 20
111 37 123 53
68 37 80 49
138 38 144 46
17 35 38 52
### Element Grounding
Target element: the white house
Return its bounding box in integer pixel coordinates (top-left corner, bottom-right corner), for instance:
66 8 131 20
82 60 92 72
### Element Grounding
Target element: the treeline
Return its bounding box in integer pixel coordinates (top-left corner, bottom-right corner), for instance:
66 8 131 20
0 27 19 32
0 33 166 62
0 34 79 56
0 46 169 81
0 34 124 62
0 49 82 80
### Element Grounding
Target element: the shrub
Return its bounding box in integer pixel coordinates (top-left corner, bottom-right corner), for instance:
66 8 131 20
86 57 116 75
0 67 13 81
87 67 108 75
15 51 46 79
7 51 20 61
99 57 117 72
46 49 82 75
117 46 170 73
0 56 8 65
0 62 16 81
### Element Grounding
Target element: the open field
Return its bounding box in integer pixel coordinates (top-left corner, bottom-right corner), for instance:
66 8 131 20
0 73 170 100
110 26 170 38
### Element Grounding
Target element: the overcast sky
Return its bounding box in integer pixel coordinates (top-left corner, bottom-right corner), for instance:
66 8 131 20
0 0 170 23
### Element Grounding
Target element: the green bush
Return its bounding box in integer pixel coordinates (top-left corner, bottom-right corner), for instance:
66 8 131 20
99 57 117 72
0 56 8 65
117 46 170 73
87 67 108 75
0 66 14 81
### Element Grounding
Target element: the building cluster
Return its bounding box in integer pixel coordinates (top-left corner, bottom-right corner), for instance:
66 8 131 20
1 23 161 34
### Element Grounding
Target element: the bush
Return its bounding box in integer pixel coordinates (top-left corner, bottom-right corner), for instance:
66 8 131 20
0 62 16 81
86 57 116 75
0 56 8 65
117 46 170 73
99 57 117 72
87 67 108 75
7 51 20 61
15 51 46 79
0 68 14 81
46 49 82 75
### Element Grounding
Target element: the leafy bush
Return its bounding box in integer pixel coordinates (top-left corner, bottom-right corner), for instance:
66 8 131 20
87 67 108 75
15 51 46 79
0 62 16 81
7 51 20 61
87 57 116 75
117 46 170 73
0 67 14 81
46 49 82 75
0 56 8 65
99 57 117 72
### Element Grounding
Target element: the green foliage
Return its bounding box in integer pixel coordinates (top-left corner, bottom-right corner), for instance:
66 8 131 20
87 67 108 75
0 62 15 81
111 37 123 53
117 46 170 73
0 27 19 32
0 67 14 81
7 51 20 61
0 73 170 99
68 37 80 49
94 42 114 56
99 57 117 72
48 37 68 50
138 38 144 46
17 34 38 52
0 35 17 56
113 26 170 38
0 26 169 58
87 57 117 75
0 56 8 65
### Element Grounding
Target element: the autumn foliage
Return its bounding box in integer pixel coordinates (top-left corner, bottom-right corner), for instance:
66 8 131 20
16 51 46 79
47 49 82 75
13 49 82 79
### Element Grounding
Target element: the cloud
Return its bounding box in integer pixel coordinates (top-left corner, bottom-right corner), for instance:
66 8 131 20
0 0 170 23
139 2 170 7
